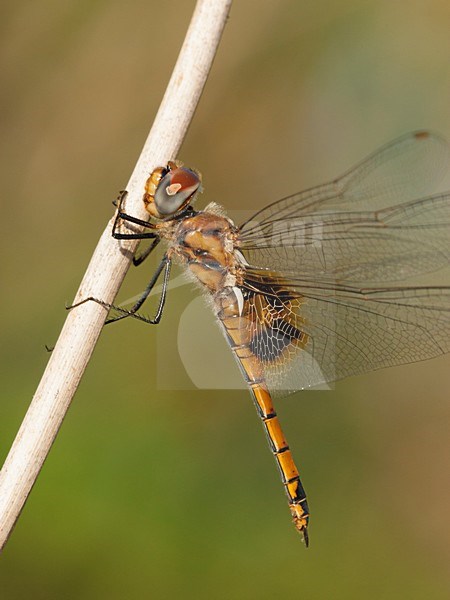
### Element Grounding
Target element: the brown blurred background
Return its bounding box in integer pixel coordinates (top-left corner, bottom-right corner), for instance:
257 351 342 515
1 1 450 598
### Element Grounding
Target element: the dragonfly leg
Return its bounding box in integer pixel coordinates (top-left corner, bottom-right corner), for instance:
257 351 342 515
133 237 160 267
250 384 310 546
67 256 171 325
112 190 158 240
112 213 158 240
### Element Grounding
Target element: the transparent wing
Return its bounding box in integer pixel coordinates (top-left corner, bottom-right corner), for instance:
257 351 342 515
238 131 450 284
238 193 450 284
241 131 449 231
238 274 450 397
226 132 450 397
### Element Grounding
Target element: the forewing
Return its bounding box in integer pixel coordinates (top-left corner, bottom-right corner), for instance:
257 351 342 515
241 131 449 232
238 193 450 284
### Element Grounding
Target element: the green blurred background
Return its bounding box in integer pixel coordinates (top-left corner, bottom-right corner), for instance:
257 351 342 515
1 1 450 598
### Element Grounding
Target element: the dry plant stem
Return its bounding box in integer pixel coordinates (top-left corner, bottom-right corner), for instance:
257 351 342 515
0 0 232 551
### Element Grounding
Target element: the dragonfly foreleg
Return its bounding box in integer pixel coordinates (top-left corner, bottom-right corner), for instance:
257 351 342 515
112 190 158 241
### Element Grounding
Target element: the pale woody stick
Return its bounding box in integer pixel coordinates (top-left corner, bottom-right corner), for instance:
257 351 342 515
0 0 233 551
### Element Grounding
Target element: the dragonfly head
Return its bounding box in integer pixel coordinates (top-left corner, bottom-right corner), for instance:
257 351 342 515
144 161 202 219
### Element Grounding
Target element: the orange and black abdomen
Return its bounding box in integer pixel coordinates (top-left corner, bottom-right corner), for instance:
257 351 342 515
215 286 310 545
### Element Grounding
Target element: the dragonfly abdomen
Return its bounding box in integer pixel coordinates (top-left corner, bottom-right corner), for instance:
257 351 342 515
215 286 310 545
250 383 310 545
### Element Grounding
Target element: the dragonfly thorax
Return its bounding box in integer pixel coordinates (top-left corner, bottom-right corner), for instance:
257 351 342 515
167 209 242 293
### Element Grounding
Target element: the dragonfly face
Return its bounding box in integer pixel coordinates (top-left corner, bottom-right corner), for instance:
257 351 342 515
143 160 202 219
77 131 450 546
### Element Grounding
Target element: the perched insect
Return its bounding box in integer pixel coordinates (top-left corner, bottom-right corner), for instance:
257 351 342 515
71 131 450 546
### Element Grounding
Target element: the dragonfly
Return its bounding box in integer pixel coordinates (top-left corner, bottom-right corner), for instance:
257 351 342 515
71 130 450 546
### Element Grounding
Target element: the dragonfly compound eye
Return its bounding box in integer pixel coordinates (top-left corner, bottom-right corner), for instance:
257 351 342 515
154 167 201 216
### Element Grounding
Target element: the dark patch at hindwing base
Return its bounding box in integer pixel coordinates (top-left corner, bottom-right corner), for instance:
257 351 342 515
245 282 308 366
249 317 304 361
